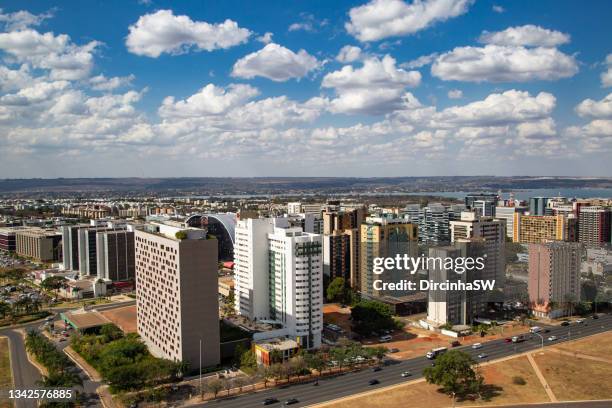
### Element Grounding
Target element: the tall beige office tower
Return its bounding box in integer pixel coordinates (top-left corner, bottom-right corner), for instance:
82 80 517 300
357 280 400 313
528 241 582 318
135 222 220 369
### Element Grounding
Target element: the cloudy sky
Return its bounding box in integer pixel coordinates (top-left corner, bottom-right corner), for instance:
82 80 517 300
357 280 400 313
0 0 611 178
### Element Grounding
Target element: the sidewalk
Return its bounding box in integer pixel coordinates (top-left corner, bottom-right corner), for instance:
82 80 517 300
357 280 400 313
526 352 558 403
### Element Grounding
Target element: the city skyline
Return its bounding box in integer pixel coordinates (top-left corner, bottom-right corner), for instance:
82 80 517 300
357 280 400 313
0 0 611 177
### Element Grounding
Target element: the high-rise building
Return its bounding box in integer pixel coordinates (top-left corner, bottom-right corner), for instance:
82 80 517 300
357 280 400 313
61 224 88 271
529 197 550 216
578 206 611 248
322 208 365 288
450 212 506 290
96 230 135 281
268 227 323 349
359 216 418 298
287 202 302 215
465 193 498 212
495 206 527 239
135 223 220 368
472 200 495 217
426 241 486 326
513 214 575 244
234 218 323 349
528 241 582 318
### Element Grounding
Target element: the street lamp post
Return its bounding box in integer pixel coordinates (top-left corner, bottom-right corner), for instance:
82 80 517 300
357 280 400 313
534 332 544 349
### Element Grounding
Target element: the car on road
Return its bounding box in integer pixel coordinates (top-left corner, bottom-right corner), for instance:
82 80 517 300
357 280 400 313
477 353 487 359
592 314 599 319
263 397 279 405
576 319 585 324
504 337 512 343
548 336 557 341
451 340 461 347
561 321 570 326
372 367 382 372
285 398 299 405
401 371 412 377
369 379 380 385
472 343 483 349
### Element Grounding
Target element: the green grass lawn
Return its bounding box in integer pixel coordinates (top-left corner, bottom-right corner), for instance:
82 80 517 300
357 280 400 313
0 337 13 408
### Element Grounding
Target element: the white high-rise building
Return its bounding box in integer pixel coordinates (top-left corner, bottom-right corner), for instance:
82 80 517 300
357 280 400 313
234 218 323 349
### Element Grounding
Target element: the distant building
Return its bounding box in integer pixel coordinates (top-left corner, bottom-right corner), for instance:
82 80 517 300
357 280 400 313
495 206 527 239
359 216 418 298
450 212 505 282
15 228 62 262
96 230 135 282
135 222 220 368
578 206 611 248
465 193 498 213
513 214 576 244
528 241 582 318
0 226 32 252
529 197 550 216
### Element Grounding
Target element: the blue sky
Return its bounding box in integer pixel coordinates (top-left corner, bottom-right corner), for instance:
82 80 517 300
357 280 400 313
0 0 611 177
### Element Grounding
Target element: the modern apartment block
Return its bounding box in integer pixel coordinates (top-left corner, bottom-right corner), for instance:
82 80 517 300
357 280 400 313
322 207 365 288
578 206 611 248
465 193 498 214
15 228 62 262
268 227 323 349
495 206 527 239
450 212 506 290
359 216 418 298
234 217 323 349
426 239 487 327
96 230 135 281
513 213 576 244
528 241 582 318
135 223 220 368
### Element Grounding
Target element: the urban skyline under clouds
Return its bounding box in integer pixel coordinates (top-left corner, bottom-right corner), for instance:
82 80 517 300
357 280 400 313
0 0 611 178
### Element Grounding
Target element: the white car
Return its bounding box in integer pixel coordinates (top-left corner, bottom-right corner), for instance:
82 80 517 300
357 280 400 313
548 336 557 341
471 343 483 349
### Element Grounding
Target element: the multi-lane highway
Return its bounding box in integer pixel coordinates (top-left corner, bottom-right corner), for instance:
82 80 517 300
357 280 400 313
198 314 612 408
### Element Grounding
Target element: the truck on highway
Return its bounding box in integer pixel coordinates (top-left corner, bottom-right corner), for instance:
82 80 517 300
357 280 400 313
426 347 448 359
512 334 526 343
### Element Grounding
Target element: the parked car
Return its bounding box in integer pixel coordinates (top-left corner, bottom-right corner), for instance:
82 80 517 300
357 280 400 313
379 335 392 342
561 321 570 326
389 348 400 353
451 340 461 347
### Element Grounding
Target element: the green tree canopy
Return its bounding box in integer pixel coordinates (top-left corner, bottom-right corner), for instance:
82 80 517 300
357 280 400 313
423 350 483 406
350 300 395 335
326 277 345 302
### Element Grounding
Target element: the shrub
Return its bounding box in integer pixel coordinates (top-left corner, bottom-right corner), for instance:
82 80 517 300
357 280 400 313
512 376 526 385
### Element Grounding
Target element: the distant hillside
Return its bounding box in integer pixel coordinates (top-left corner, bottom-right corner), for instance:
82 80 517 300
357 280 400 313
0 176 611 196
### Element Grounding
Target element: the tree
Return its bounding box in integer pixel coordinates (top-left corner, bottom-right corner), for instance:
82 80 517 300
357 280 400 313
0 301 10 319
41 276 67 300
581 280 598 302
326 277 345 303
206 379 223 399
423 350 483 407
350 300 396 335
175 231 188 240
239 349 257 373
233 377 247 393
305 351 325 378
223 378 233 396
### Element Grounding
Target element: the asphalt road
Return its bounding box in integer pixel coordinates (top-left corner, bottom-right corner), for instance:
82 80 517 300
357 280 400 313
197 313 612 408
0 321 45 408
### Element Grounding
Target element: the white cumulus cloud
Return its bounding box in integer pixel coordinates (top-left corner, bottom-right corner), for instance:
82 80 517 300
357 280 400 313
479 25 570 47
431 44 578 82
346 0 474 42
126 10 251 57
231 43 320 82
575 93 612 118
336 45 362 63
